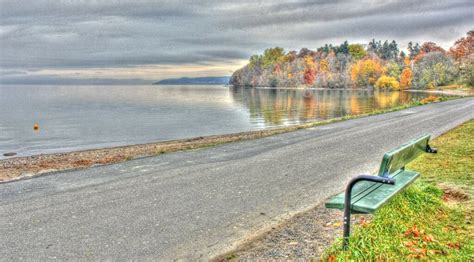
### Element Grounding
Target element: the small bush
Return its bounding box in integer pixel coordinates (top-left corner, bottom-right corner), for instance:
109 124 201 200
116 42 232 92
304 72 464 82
375 75 400 90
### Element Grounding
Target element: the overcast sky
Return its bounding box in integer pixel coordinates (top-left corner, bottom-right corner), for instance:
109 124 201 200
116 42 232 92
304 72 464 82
0 0 472 84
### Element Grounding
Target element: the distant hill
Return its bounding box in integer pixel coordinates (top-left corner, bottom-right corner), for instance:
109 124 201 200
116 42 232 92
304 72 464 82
153 76 230 85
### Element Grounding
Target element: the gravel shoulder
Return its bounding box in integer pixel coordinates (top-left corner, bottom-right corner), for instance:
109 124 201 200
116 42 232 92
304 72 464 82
213 204 367 261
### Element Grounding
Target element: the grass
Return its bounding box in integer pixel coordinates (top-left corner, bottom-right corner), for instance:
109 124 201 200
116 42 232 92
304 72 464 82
324 120 474 261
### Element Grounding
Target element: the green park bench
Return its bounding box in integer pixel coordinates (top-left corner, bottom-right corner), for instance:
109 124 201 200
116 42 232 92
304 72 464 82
325 134 437 249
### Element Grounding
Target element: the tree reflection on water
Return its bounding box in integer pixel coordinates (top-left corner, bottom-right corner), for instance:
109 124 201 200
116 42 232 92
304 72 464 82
230 88 435 126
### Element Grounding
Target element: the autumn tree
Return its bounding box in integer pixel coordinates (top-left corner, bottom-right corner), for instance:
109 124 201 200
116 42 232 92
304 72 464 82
230 31 470 88
385 61 401 79
298 48 317 58
248 55 261 70
399 67 413 89
460 60 474 86
303 55 316 86
403 56 411 67
449 30 474 86
420 42 446 54
350 58 385 87
413 52 456 89
262 47 285 67
375 75 400 90
348 44 367 60
414 42 446 62
449 30 473 61
319 59 329 72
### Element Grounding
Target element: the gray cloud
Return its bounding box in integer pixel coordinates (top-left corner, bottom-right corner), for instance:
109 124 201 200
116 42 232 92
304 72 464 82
0 0 472 81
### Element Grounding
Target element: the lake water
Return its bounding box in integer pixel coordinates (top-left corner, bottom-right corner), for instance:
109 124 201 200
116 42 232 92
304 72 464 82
0 85 442 158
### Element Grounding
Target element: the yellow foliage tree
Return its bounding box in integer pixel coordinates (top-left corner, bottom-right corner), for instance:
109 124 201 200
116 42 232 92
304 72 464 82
304 55 315 67
399 67 413 89
350 58 385 87
319 59 329 72
375 75 400 90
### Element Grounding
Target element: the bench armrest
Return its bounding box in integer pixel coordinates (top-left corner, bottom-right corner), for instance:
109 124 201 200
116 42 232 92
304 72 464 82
344 175 395 212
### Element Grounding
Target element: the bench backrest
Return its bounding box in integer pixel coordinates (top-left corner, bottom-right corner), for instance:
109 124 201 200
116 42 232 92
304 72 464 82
377 134 431 177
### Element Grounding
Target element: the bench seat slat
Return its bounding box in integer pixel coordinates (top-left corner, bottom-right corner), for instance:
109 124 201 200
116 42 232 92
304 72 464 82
324 170 408 211
325 170 419 213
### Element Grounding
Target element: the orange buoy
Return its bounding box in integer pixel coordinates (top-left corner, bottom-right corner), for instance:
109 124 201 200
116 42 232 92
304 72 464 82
33 123 39 131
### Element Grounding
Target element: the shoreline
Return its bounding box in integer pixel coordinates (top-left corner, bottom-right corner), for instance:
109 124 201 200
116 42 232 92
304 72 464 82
0 96 466 182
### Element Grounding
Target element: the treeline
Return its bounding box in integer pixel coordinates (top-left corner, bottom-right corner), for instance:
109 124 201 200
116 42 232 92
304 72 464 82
230 30 473 90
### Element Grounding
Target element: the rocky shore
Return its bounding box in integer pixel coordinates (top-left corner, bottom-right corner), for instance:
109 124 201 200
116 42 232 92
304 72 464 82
0 126 304 182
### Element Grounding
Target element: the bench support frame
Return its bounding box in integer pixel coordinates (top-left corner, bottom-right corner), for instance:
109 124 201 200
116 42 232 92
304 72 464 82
342 144 437 250
342 175 395 249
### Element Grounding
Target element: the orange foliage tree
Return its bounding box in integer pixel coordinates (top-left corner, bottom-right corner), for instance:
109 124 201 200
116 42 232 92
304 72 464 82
404 57 411 67
350 58 385 87
449 30 473 62
399 67 413 89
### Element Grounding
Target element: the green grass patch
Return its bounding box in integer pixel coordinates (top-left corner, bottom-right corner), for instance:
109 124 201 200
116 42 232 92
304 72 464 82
324 120 474 261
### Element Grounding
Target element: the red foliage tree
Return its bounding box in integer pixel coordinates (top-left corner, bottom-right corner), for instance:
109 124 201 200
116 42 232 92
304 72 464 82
304 68 316 86
420 42 446 54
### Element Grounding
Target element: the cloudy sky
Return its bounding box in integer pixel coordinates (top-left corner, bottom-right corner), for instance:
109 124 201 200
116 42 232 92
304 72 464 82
0 0 472 84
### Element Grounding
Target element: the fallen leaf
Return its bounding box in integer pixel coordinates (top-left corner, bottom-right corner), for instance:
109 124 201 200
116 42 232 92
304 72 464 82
404 241 417 248
328 255 336 262
423 234 435 242
447 242 461 250
404 225 421 238
408 248 427 259
358 217 369 228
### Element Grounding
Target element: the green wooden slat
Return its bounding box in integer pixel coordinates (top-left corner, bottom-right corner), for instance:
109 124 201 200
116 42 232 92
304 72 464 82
325 170 409 210
352 170 419 213
325 180 379 209
377 135 430 176
325 170 419 213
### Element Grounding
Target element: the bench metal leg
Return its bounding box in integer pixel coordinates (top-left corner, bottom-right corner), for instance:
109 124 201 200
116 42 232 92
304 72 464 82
426 144 437 154
342 175 395 250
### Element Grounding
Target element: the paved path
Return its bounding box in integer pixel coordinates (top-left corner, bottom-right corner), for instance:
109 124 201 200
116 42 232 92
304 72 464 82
1 97 473 261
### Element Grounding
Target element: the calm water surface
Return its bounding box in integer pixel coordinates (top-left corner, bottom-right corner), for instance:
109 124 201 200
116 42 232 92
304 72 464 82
0 85 442 158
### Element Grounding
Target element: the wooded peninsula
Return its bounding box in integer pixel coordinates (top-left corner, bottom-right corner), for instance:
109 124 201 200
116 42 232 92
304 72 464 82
230 30 473 90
